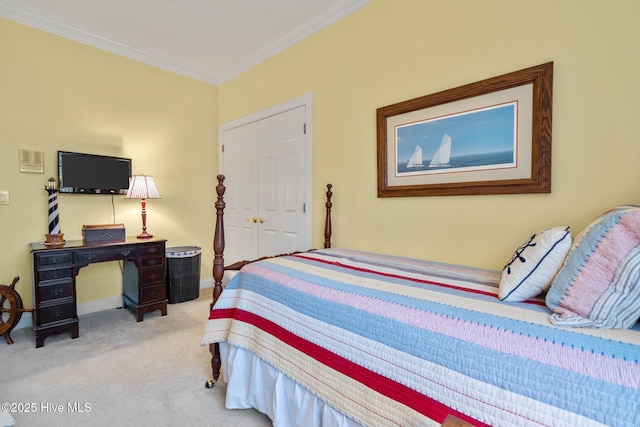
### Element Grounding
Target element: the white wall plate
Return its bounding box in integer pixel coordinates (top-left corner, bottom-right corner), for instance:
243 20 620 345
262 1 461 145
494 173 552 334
19 149 44 173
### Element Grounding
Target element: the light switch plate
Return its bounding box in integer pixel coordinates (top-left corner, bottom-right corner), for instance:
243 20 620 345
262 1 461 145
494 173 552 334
0 190 9 205
19 149 44 173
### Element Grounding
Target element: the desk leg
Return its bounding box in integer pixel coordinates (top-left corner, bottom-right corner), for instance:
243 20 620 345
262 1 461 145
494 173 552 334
135 301 167 322
35 321 79 348
122 294 167 322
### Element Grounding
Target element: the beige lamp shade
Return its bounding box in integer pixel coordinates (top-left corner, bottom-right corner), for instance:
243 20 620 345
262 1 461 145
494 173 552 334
126 175 161 199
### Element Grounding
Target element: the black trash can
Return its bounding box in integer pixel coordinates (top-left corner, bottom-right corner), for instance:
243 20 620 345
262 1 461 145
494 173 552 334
166 246 201 303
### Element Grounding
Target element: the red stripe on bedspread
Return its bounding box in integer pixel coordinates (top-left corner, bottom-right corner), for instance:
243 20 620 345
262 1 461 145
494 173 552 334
211 307 488 426
293 253 547 307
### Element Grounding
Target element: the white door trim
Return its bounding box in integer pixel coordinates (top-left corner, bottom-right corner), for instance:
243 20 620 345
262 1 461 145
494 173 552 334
219 93 313 251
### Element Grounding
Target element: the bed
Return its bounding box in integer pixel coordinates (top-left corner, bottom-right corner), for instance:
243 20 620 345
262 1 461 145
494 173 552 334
202 175 640 426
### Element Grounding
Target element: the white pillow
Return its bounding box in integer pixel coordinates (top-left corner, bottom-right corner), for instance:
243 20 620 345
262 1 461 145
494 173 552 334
499 226 572 302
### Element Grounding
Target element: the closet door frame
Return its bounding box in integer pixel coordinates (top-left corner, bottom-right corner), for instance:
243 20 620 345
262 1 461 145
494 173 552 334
219 93 313 254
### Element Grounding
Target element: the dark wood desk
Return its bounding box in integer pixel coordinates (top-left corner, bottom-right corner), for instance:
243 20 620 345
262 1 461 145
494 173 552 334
30 237 167 348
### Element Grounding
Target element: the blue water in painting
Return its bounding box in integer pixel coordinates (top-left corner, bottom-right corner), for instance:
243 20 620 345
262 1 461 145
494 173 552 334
396 150 514 174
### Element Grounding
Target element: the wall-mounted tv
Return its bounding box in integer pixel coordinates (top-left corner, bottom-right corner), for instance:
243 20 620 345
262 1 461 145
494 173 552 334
58 151 132 194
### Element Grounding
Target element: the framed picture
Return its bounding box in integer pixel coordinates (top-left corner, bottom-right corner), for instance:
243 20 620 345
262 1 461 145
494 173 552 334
377 62 553 197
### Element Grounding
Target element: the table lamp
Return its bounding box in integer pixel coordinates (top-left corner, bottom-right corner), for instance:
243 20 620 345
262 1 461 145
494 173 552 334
126 174 161 238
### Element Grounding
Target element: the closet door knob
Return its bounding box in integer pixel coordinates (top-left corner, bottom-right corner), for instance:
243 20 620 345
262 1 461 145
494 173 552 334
246 217 257 223
257 217 264 223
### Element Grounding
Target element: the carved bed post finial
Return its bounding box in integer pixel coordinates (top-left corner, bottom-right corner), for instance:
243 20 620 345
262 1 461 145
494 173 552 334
324 184 333 249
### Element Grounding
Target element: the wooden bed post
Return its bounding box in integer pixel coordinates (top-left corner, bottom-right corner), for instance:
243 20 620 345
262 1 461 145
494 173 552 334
207 174 225 387
207 177 333 387
324 184 333 249
211 174 226 310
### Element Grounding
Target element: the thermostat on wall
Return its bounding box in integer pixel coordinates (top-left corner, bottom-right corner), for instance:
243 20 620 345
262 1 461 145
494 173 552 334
19 149 44 173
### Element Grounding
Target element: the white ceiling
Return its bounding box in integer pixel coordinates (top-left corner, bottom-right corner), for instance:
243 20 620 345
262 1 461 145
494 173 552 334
0 0 369 85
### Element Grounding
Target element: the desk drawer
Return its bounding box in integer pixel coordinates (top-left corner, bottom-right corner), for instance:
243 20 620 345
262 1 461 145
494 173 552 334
38 280 73 302
140 265 164 284
141 243 164 256
37 267 73 282
141 255 163 268
39 299 75 324
76 247 137 263
139 283 165 303
36 252 72 266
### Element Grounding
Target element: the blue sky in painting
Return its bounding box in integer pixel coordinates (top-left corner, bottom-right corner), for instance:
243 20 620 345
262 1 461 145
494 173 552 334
396 103 516 162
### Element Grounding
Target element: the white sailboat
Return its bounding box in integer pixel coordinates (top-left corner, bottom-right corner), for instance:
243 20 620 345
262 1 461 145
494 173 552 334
406 145 423 168
429 134 452 168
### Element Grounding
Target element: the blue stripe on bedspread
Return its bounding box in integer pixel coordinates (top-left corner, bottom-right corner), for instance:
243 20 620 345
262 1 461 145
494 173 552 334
318 248 500 287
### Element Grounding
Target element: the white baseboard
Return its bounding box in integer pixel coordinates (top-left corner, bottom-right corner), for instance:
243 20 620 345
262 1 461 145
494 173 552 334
77 295 123 316
15 279 217 331
200 277 213 289
14 315 33 331
200 271 237 290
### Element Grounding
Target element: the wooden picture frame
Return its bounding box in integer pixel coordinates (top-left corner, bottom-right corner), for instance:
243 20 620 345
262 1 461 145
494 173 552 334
377 62 553 197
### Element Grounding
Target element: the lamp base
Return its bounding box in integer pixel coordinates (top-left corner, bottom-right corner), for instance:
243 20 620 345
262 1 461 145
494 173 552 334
137 231 153 239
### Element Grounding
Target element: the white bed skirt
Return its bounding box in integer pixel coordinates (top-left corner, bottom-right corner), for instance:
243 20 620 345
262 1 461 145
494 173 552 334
220 342 363 427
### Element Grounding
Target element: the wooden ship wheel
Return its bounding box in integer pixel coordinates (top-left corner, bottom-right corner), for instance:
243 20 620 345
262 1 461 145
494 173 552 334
0 277 31 344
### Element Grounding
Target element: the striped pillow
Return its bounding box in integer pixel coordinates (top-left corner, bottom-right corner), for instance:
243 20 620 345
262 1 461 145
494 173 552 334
546 206 640 328
550 246 640 327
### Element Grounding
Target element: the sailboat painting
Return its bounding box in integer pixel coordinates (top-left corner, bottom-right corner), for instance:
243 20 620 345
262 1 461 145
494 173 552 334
395 102 517 176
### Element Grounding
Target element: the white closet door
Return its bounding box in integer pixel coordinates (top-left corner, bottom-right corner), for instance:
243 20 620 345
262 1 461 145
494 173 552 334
221 121 260 264
258 106 307 256
220 95 312 265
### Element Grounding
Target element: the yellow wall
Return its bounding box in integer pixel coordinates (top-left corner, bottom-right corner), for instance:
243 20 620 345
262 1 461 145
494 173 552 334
0 18 218 307
2 0 639 313
219 0 640 268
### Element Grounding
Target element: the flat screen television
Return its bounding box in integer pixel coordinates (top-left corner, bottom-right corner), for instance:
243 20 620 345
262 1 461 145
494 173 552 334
58 151 132 194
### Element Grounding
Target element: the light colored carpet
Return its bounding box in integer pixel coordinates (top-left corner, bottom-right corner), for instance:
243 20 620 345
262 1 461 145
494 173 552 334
0 289 272 427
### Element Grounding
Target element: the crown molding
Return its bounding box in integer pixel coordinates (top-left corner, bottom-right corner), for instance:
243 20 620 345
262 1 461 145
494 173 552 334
217 0 370 83
0 1 220 85
0 0 369 86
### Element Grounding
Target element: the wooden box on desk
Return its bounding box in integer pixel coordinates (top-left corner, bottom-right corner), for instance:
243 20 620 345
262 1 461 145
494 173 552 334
82 224 126 244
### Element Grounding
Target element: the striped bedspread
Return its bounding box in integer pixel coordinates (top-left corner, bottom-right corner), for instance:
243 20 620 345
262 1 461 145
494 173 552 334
202 248 640 426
